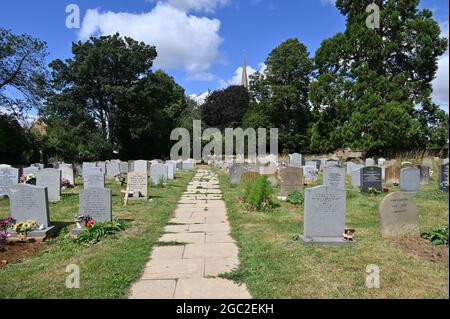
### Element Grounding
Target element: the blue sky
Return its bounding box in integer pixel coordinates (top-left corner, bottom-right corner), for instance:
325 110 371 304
0 0 448 109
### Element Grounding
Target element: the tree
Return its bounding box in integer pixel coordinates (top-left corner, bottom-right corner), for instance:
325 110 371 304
0 28 48 118
44 33 186 160
0 114 29 164
309 0 448 154
202 85 250 131
244 39 313 154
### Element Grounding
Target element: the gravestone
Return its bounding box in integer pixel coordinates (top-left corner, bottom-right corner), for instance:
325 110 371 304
0 167 19 196
300 186 353 245
305 161 318 171
385 166 400 185
127 171 148 199
36 168 61 201
150 163 168 186
52 162 60 169
119 162 128 174
23 166 39 176
84 171 105 189
360 166 382 193
32 163 44 169
106 161 120 179
79 188 112 222
59 164 74 186
278 167 304 198
312 160 321 170
365 158 375 166
182 160 194 170
400 167 420 194
346 162 356 176
378 158 386 166
324 166 345 190
379 192 419 238
303 165 317 181
82 162 97 176
351 168 362 188
97 161 106 174
128 160 135 173
444 158 449 165
439 163 449 192
288 153 302 168
134 160 148 173
229 163 257 185
166 161 177 179
8 184 54 238
166 163 175 180
419 166 430 185
326 159 339 167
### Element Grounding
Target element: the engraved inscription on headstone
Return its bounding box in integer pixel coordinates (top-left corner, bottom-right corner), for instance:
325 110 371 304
379 192 419 238
79 188 112 222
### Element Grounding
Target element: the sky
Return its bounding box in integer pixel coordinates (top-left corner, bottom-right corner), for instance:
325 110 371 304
0 0 448 111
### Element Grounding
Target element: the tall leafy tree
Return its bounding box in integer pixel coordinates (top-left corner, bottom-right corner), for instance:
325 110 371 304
202 85 250 131
0 28 48 118
44 33 186 160
309 0 448 154
244 39 313 154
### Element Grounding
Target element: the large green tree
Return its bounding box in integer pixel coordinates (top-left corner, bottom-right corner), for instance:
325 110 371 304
309 0 448 154
0 28 48 118
244 38 313 154
44 33 186 160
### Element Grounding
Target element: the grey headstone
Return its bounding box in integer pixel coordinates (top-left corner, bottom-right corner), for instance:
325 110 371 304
106 161 120 179
59 164 74 186
439 163 449 192
351 168 362 188
9 184 50 227
23 166 39 176
84 171 105 189
96 161 106 174
134 160 148 173
365 158 375 166
378 158 386 166
229 163 257 185
0 167 19 196
36 168 61 201
360 166 382 193
79 188 112 222
150 163 168 185
300 186 351 245
82 162 97 176
166 161 177 179
379 192 419 238
119 162 128 174
419 166 430 185
303 165 317 181
182 160 194 170
288 153 302 168
400 167 420 194
324 166 345 190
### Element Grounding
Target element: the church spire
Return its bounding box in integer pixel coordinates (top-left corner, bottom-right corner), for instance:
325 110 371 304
241 53 248 89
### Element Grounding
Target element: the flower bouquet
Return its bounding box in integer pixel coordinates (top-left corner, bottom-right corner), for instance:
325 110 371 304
20 174 36 185
74 214 95 229
13 220 39 240
0 216 15 249
61 178 74 189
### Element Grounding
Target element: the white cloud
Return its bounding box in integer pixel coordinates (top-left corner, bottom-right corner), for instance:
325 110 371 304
432 21 449 112
320 0 335 6
162 0 230 13
219 63 266 88
79 3 223 75
186 72 216 82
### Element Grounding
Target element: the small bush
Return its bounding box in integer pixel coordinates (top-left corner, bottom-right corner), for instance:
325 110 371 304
421 227 449 245
240 175 275 211
286 191 304 206
75 220 125 245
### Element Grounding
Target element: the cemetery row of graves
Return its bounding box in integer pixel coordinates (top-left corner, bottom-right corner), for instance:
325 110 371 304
0 154 449 298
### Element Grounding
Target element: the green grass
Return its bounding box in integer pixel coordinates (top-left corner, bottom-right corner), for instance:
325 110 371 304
0 170 195 298
217 169 449 299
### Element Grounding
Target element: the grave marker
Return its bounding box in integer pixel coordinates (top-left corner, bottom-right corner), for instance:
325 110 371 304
360 166 382 193
36 168 61 201
400 167 420 194
79 188 112 222
379 192 419 238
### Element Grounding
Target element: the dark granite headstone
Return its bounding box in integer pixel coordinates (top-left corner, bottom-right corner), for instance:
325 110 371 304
360 166 382 193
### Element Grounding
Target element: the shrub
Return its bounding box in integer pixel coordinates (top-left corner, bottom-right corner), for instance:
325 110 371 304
421 227 449 245
241 175 275 211
286 191 304 206
75 220 125 245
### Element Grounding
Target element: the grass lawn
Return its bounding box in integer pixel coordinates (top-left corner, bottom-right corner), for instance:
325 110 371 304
0 170 195 298
217 169 449 299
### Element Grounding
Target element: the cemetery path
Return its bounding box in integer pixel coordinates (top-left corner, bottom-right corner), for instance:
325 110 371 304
128 169 251 299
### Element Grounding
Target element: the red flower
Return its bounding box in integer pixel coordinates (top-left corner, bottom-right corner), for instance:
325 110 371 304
86 220 95 228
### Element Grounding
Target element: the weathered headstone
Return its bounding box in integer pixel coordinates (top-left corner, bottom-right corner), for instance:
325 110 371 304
418 166 430 185
150 163 168 186
400 167 420 194
166 163 175 180
36 168 61 201
303 165 317 181
288 153 302 168
84 171 105 189
182 160 194 170
82 162 97 176
59 164 74 186
365 158 375 167
79 188 112 222
385 165 400 185
360 166 382 193
23 166 39 176
439 163 449 192
134 160 148 173
229 163 257 185
379 192 419 238
278 167 304 198
351 168 362 188
324 166 345 190
166 161 177 179
127 171 148 199
106 161 120 179
378 158 386 166
0 167 19 196
119 162 128 174
300 186 353 245
346 162 356 176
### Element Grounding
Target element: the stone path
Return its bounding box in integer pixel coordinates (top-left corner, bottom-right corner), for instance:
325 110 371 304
129 168 251 299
